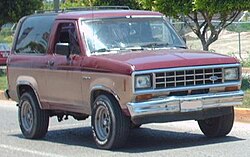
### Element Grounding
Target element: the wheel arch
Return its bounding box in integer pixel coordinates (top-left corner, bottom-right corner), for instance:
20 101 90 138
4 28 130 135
90 85 120 109
16 76 42 109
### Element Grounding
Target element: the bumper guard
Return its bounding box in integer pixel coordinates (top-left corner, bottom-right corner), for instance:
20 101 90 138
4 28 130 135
127 91 244 117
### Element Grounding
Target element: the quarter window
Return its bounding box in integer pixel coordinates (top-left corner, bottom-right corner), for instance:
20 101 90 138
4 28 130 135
15 15 55 54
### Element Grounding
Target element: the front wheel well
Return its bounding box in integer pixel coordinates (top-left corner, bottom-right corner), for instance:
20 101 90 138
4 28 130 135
91 90 118 108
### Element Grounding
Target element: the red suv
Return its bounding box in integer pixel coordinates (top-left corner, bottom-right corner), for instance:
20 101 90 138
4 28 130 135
5 8 244 149
0 43 10 65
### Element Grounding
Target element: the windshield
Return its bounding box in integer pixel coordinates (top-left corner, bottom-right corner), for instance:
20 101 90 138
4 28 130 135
81 17 186 54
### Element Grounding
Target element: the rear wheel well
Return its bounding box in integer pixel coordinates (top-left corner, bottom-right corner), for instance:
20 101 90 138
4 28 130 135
18 85 36 100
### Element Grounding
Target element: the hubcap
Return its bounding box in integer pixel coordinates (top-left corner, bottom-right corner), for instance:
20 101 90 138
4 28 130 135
94 102 111 141
21 100 33 132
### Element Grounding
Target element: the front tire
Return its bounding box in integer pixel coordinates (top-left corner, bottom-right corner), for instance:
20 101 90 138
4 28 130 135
19 92 49 139
91 94 130 149
198 107 234 137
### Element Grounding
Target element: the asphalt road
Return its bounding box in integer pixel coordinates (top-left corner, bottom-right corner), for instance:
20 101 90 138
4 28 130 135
0 100 250 157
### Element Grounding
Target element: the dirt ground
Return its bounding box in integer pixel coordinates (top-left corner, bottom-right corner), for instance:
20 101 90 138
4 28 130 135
186 30 250 60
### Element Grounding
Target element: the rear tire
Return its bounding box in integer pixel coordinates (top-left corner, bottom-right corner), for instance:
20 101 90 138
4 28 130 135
198 107 234 137
91 94 130 149
18 92 49 139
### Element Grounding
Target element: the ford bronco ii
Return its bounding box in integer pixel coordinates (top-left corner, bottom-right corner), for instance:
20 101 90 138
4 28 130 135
5 7 244 149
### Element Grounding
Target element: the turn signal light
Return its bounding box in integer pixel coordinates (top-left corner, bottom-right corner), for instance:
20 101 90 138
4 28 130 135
225 86 239 91
136 94 153 101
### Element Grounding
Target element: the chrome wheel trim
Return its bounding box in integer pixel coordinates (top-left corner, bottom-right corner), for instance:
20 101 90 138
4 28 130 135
94 101 111 141
21 100 33 132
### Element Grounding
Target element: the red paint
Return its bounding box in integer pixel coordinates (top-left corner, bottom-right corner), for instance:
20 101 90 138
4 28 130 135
8 48 238 75
81 56 134 74
87 49 238 74
0 57 7 65
0 50 10 65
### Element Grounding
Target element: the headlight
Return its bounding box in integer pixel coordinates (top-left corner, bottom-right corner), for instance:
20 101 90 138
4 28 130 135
135 75 152 89
224 68 239 81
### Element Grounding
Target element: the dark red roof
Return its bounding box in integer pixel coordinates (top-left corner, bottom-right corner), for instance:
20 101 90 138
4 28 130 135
56 10 163 20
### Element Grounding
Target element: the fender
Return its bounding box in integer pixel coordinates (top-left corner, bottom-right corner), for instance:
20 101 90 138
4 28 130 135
91 85 120 102
16 76 43 109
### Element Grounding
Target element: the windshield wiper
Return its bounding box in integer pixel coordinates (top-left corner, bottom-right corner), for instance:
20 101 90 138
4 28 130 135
91 47 145 54
140 42 170 49
91 48 121 54
121 46 144 51
91 48 110 53
173 45 187 49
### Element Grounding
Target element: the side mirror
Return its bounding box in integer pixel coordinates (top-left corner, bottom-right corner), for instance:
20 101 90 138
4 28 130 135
55 43 70 58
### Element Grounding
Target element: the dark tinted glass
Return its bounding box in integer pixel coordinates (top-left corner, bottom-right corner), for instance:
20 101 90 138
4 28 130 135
15 15 55 54
56 23 81 55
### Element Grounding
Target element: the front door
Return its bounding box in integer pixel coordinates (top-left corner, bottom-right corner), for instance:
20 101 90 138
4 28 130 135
45 21 85 113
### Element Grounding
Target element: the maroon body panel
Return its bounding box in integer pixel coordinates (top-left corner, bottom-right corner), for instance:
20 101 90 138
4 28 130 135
0 50 10 65
0 58 7 65
81 56 134 74
8 49 238 75
87 49 238 73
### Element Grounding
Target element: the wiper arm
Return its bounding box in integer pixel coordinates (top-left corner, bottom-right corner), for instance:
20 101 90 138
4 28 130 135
91 48 121 54
141 42 170 48
121 46 144 51
91 48 110 54
173 45 187 49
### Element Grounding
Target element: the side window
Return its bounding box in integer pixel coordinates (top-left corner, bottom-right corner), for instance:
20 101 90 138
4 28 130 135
15 15 55 54
55 23 80 55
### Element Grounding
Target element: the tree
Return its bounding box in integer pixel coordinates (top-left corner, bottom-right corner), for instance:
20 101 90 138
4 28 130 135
0 0 43 31
91 0 140 9
138 0 250 51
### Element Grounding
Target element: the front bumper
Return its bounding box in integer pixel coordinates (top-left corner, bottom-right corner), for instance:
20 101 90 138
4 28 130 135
127 90 244 118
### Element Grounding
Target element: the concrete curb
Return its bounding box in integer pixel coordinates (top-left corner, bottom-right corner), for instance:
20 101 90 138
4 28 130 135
0 90 7 100
235 108 250 123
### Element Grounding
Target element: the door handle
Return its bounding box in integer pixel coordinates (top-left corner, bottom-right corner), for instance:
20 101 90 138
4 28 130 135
48 60 54 66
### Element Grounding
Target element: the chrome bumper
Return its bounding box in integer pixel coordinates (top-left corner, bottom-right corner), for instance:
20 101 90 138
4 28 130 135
127 91 244 117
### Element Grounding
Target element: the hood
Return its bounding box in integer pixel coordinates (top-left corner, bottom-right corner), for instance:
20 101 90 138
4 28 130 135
84 49 238 75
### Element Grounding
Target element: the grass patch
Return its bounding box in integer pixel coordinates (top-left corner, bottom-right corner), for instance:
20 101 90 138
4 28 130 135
242 58 250 67
0 72 7 91
0 28 13 44
241 77 250 91
242 92 250 108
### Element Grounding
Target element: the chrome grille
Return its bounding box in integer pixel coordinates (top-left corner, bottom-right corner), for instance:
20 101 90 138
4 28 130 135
155 68 223 89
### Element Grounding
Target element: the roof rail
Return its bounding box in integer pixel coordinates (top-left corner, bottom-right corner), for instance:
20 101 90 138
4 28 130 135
34 6 130 14
64 6 130 12
34 10 61 14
